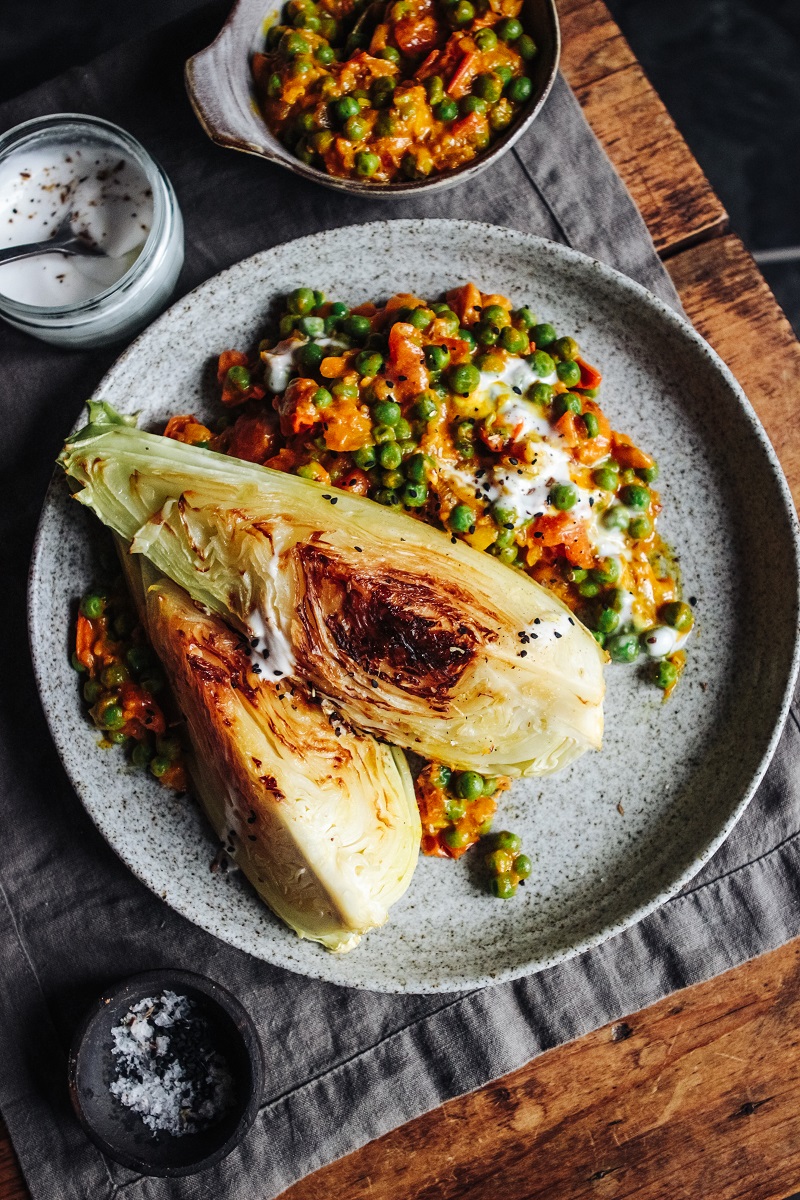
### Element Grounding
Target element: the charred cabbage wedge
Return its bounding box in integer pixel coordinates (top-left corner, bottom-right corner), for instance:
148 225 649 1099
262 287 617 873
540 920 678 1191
123 555 420 952
59 403 605 776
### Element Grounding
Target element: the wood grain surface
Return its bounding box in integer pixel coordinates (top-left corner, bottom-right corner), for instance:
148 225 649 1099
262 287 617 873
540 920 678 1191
3 0 796 1198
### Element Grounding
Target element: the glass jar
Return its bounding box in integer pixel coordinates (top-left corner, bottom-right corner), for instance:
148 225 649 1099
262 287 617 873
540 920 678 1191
0 114 184 349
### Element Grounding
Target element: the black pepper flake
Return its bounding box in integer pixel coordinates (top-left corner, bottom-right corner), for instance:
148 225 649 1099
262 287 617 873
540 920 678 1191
554 631 562 639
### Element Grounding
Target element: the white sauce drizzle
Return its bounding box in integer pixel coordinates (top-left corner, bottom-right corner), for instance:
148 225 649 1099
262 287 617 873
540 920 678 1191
261 335 348 393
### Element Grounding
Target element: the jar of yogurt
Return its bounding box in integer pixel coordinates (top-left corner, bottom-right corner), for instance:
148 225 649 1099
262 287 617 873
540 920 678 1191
0 114 184 348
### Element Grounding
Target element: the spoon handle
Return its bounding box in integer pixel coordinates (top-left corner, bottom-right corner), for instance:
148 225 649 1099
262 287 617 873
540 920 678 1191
0 239 71 266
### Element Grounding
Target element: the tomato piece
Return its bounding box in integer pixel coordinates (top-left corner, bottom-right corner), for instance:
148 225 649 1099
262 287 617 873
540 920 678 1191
386 321 429 400
322 403 373 452
163 414 213 446
395 15 440 54
225 412 279 464
611 430 655 471
577 356 602 389
274 378 320 437
446 282 482 325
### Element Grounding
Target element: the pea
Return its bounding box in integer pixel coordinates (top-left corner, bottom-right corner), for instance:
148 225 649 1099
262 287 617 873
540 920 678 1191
495 830 522 853
126 645 152 674
516 33 537 59
296 111 317 135
486 848 515 875
607 632 640 664
495 64 513 86
515 853 533 879
332 378 359 400
425 75 445 105
582 412 600 439
620 483 650 510
655 659 679 691
266 72 283 98
455 771 485 800
550 483 577 511
279 314 297 336
592 630 606 647
334 95 360 122
564 565 587 583
499 546 518 565
356 350 383 376
405 453 429 484
578 578 601 598
150 755 171 778
556 359 581 387
311 387 332 410
382 469 404 489
343 313 371 341
352 445 376 470
451 0 474 23
435 98 459 121
296 315 325 340
355 150 381 177
83 679 102 704
413 394 438 421
432 764 452 788
637 463 659 483
373 423 396 444
315 43 335 64
531 322 556 347
101 662 129 689
662 601 694 632
491 873 517 899
458 327 477 348
500 325 528 354
288 285 316 314
296 463 321 480
474 27 498 50
479 304 506 329
474 73 502 103
507 75 532 104
493 529 514 551
371 77 394 106
461 95 488 116
529 381 553 406
602 504 629 530
345 115 368 141
131 742 151 768
156 735 181 761
552 392 582 419
593 466 618 491
379 45 401 63
328 301 348 319
492 503 516 527
497 17 522 40
553 335 579 360
402 481 426 508
482 776 499 796
449 504 475 533
80 591 106 619
476 321 500 346
375 488 401 506
101 703 125 731
266 23 288 49
529 349 555 377
629 514 653 540
596 607 619 634
448 364 480 397
444 826 471 851
370 400 399 427
445 799 467 823
71 651 86 673
281 30 309 56
318 13 338 37
379 442 403 470
592 557 621 585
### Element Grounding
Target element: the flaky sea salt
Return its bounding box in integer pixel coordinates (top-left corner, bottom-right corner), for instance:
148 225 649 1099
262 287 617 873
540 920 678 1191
109 990 236 1136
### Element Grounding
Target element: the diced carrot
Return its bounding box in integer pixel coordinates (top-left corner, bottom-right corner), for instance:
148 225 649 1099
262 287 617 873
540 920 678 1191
75 613 96 671
163 414 213 446
395 15 439 53
446 282 482 325
322 404 373 452
447 51 477 97
414 48 441 78
532 512 594 568
274 378 320 437
224 412 278 464
386 321 429 399
577 356 602 389
320 356 347 378
611 430 655 471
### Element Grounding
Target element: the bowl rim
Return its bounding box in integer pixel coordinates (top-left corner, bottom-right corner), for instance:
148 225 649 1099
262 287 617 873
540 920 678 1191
67 968 265 1177
183 0 561 197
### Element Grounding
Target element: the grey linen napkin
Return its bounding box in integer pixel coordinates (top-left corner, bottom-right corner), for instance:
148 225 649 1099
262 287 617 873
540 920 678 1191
2 7 799 1199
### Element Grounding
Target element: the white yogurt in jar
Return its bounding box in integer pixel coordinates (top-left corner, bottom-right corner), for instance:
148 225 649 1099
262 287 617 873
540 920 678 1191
0 144 153 307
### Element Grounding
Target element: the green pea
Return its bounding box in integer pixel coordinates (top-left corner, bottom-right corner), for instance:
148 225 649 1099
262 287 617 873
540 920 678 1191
281 31 310 56
582 412 600 439
379 442 403 470
476 321 499 346
288 285 316 314
662 601 694 632
313 387 333 409
474 27 498 50
550 484 578 511
296 463 320 480
356 350 383 376
461 95 488 115
497 17 522 40
403 481 428 508
156 735 181 761
495 64 513 86
296 111 317 135
318 12 338 37
529 381 553 406
529 349 555 377
83 679 102 704
491 873 517 899
296 315 325 338
515 854 532 879
494 830 522 853
654 659 679 690
578 578 601 598
500 325 528 354
404 308 431 332
552 392 582 419
375 488 401 506
556 359 581 387
101 703 125 731
343 313 371 341
449 504 475 533
413 394 438 420
334 95 360 122
596 607 619 634
592 557 621 585
379 45 401 63
516 33 537 59
315 43 335 64
382 469 405 489
507 75 532 104
352 445 376 469
80 591 106 619
602 504 629 530
486 848 514 875
607 632 640 664
474 73 502 102
480 304 507 328
445 799 466 822
592 630 606 647
531 322 556 347
564 565 587 583
432 765 452 788
593 466 619 491
71 651 86 673
345 114 368 141
355 150 381 176
435 98 459 121
405 452 429 484
444 825 472 850
620 483 650 510
448 363 481 395
371 77 395 106
373 423 396 444
266 72 283 98
266 23 288 49
150 755 171 778
126 645 152 674
425 75 445 105
499 545 518 565
451 0 474 23
628 514 653 540
101 662 129 689
553 335 579 360
455 771 485 800
329 301 348 319
332 378 359 400
296 342 324 372
142 672 164 695
279 313 297 336
637 463 659 483
492 503 516 528
131 742 151 768
458 327 476 349
372 399 401 425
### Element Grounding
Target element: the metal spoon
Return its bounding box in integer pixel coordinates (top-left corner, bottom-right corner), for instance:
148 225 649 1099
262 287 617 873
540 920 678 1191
0 214 106 266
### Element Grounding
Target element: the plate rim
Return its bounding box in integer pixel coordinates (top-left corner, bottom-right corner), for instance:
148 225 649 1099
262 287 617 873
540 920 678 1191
29 219 800 993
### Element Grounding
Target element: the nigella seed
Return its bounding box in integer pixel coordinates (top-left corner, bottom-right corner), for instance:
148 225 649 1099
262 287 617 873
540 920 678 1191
322 494 331 499
354 546 363 552
248 835 257 842
519 650 527 657
534 618 540 624
509 457 518 465
451 536 457 544
512 386 521 395
554 631 562 639
330 497 338 504
568 617 575 625
247 812 256 823
371 679 379 688
251 637 258 647
273 669 283 677
252 663 261 673
534 531 543 538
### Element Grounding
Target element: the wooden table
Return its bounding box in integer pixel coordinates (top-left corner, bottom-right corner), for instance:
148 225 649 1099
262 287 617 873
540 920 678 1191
4 2 800 1197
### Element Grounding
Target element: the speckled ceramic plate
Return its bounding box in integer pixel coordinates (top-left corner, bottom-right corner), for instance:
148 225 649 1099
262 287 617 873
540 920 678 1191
29 220 800 994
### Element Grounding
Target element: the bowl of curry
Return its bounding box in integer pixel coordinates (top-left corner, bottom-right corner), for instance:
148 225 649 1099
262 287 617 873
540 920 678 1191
185 0 559 194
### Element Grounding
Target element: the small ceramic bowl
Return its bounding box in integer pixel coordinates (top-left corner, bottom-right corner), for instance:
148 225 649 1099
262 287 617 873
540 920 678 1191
185 0 559 197
67 969 264 1177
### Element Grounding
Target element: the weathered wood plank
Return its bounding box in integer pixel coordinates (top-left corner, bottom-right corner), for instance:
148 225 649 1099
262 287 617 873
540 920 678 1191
667 234 800 508
280 938 800 1200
